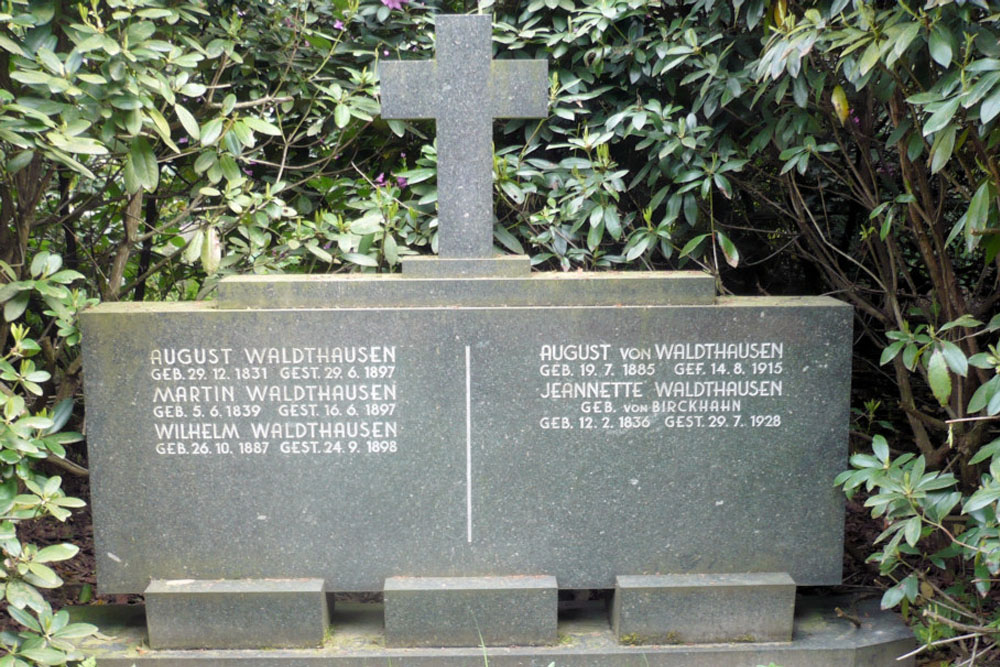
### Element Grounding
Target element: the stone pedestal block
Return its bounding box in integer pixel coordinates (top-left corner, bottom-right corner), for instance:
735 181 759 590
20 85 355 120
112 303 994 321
612 573 796 644
145 578 328 649
82 294 848 595
401 255 532 277
383 575 557 647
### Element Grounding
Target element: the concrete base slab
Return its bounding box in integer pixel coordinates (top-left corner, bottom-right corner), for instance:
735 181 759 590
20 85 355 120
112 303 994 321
144 579 328 649
78 594 914 665
383 575 557 647
612 573 796 644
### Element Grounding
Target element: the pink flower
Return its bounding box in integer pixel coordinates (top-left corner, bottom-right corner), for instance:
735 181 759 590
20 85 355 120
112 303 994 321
396 176 408 189
381 0 408 9
375 172 386 186
334 19 344 30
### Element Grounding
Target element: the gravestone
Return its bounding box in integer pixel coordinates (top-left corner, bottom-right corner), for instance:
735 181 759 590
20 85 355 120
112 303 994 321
79 13 913 665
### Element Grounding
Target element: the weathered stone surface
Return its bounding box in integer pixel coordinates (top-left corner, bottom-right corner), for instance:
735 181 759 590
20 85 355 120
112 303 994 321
81 285 850 594
80 595 915 665
216 271 716 309
379 15 547 258
145 579 327 649
611 573 796 644
383 575 557 647
401 256 531 278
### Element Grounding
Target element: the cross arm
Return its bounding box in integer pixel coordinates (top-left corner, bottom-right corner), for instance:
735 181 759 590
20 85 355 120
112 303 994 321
379 60 438 120
491 59 548 119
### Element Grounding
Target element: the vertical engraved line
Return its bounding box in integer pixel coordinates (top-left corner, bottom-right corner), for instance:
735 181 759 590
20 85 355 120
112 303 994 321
466 345 472 543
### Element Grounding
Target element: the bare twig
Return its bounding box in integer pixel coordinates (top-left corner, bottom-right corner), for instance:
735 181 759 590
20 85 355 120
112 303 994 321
896 632 980 661
45 455 89 478
207 95 293 110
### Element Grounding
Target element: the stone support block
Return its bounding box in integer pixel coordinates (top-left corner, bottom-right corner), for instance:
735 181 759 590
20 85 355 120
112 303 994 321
612 573 795 644
144 578 328 650
383 575 557 647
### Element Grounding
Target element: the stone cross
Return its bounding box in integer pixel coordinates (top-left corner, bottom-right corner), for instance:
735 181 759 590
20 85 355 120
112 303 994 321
379 14 548 259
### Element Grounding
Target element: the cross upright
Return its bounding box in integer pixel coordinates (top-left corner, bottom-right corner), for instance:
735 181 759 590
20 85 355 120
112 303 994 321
379 15 548 259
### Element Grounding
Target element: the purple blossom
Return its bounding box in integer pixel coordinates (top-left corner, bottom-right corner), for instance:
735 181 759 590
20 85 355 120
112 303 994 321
381 0 408 9
334 19 344 30
396 176 408 189
375 172 386 186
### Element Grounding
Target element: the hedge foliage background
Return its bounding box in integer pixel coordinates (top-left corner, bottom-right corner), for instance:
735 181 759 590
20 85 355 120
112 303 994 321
2 0 1000 663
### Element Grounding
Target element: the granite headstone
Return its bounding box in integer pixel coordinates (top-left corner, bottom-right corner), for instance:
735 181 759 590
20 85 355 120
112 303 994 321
79 12 913 664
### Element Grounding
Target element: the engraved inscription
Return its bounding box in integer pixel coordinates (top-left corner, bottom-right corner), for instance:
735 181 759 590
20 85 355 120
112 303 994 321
149 345 399 457
536 341 786 431
146 338 795 458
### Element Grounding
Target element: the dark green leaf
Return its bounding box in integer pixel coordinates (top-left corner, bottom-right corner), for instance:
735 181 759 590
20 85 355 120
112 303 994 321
494 225 523 255
587 220 604 250
938 341 968 377
892 23 921 59
200 118 224 146
6 150 34 174
243 117 282 136
174 104 200 140
963 486 1000 513
193 152 216 174
880 341 904 365
47 269 83 284
940 313 983 331
970 437 1000 466
716 231 739 267
679 234 708 258
604 206 622 240
129 137 158 191
969 376 1000 413
859 40 881 76
3 292 29 322
927 348 951 405
52 621 98 639
6 604 40 632
19 646 68 666
982 86 1000 124
343 252 377 267
929 26 953 67
902 516 921 547
881 582 905 609
219 154 241 184
968 353 994 369
923 98 960 136
929 124 956 174
334 104 350 128
35 543 79 563
683 194 698 225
